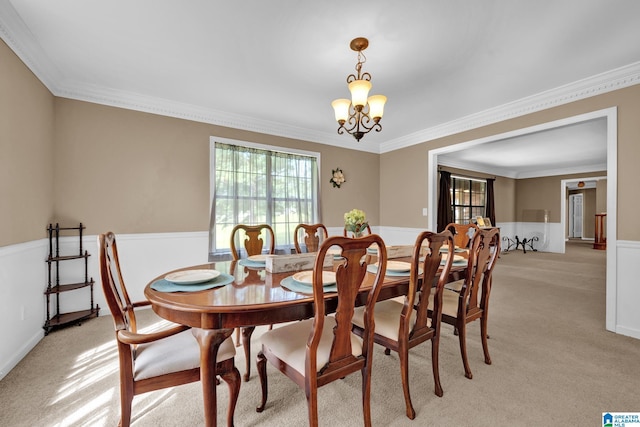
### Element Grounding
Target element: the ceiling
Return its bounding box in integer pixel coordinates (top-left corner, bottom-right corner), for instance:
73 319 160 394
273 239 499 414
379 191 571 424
438 117 608 179
1 1 640 176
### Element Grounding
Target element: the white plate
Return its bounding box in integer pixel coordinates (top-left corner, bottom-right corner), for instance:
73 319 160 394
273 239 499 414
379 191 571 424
247 254 268 263
165 269 220 285
376 261 411 272
441 253 465 262
292 271 337 286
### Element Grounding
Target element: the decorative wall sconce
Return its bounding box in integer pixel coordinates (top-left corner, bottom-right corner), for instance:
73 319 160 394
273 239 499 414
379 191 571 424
330 167 345 188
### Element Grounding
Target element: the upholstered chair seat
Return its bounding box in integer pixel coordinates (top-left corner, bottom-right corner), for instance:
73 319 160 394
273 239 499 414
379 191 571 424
134 328 236 381
261 317 364 376
427 289 460 320
353 300 420 342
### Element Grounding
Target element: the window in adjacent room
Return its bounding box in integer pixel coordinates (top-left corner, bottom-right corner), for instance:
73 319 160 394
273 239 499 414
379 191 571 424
209 139 320 257
450 175 486 224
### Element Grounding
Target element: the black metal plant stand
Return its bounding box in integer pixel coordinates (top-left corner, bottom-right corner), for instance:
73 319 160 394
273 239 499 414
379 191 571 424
502 235 538 254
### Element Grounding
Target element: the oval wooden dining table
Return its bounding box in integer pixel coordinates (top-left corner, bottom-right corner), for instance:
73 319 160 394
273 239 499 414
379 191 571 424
144 258 464 427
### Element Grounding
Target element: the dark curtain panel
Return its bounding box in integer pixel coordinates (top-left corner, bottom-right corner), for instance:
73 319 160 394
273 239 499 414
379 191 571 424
437 171 453 232
485 178 496 227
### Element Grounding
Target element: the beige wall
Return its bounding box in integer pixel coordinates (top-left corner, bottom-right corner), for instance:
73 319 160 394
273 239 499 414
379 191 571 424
380 84 640 241
379 144 430 227
516 171 605 223
596 179 607 214
495 176 516 223
0 40 55 246
582 188 597 238
52 99 380 237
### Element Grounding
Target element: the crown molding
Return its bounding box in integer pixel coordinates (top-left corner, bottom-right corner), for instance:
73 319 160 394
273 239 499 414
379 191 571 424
53 81 380 155
0 1 64 90
55 62 640 156
379 61 640 153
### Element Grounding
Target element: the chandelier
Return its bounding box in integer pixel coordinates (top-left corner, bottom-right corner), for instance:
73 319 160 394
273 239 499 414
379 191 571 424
331 37 387 142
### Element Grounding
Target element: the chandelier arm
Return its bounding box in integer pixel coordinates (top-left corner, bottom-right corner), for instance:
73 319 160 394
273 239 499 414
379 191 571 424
346 72 371 84
339 108 381 133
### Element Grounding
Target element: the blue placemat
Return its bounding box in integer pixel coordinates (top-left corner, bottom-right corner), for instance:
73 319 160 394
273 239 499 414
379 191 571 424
238 259 266 268
367 264 421 277
280 276 337 294
151 273 235 292
441 260 468 267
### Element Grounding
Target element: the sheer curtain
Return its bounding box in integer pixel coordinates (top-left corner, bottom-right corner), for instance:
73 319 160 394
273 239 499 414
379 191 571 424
437 170 453 232
210 142 320 256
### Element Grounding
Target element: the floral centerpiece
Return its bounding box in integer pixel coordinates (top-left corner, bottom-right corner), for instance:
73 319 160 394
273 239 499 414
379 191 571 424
344 208 368 237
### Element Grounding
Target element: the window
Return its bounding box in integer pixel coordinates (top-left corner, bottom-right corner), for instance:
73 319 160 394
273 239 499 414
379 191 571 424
450 176 486 224
210 140 320 256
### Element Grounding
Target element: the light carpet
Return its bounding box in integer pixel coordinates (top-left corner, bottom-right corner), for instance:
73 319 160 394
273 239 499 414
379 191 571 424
1 241 638 426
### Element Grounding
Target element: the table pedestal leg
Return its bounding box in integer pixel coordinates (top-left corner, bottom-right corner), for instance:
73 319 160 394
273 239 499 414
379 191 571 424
192 328 234 427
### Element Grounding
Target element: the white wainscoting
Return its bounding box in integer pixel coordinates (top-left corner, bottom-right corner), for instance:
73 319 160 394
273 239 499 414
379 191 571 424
491 222 565 253
615 240 640 339
0 231 209 380
0 240 48 380
2 230 639 379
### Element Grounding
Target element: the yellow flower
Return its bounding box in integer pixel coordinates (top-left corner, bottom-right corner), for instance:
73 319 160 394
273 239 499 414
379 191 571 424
344 209 367 235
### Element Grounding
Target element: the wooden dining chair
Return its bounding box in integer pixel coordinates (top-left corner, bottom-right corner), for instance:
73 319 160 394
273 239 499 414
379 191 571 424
230 223 276 381
351 230 455 419
230 223 275 260
293 223 328 253
429 227 500 379
256 234 388 427
98 232 240 427
445 222 479 250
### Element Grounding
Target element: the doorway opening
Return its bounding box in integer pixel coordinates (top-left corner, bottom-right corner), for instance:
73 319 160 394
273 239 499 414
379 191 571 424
568 193 583 238
427 107 617 333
